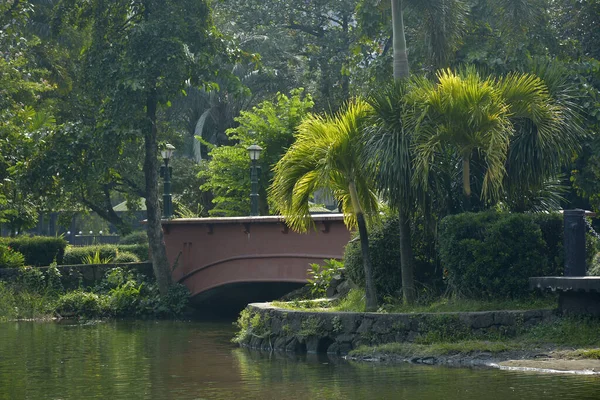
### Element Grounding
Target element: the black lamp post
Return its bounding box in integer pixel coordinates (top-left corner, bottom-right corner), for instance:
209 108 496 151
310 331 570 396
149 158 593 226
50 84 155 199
247 144 263 216
161 143 175 219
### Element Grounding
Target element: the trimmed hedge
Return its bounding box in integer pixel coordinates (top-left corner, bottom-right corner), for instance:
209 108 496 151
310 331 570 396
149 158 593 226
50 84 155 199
119 231 147 245
344 214 440 299
113 251 140 263
0 236 67 266
438 212 563 300
62 244 149 265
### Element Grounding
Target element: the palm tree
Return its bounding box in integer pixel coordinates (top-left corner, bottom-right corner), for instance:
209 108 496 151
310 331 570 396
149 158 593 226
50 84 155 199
410 66 581 211
391 0 468 78
269 99 380 311
364 81 419 304
500 62 584 211
410 67 512 209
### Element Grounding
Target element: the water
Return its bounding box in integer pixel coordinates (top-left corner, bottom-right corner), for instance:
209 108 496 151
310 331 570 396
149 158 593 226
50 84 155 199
0 320 598 399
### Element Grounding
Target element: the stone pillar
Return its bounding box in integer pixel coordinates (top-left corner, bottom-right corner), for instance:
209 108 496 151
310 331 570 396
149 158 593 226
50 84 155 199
563 209 586 276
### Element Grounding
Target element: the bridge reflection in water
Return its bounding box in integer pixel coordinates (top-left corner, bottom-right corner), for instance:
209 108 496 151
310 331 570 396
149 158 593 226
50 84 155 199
162 214 351 313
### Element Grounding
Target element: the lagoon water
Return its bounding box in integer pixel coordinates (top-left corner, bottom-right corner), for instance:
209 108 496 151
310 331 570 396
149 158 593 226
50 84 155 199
0 320 598 399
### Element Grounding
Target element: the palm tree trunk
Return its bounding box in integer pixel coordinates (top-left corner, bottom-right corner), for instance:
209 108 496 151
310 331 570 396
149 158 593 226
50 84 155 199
144 89 172 296
392 0 414 304
349 181 378 311
399 209 415 304
392 0 409 79
462 156 472 211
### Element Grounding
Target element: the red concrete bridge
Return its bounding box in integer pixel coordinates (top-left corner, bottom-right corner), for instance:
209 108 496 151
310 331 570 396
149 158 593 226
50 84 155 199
162 214 351 311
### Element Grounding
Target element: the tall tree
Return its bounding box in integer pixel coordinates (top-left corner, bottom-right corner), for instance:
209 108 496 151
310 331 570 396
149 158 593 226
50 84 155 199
410 67 581 211
200 89 314 216
269 99 380 311
53 0 221 295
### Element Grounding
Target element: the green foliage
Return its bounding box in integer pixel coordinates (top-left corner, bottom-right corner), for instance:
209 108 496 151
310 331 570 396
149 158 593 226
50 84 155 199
63 244 148 265
157 284 191 317
200 89 314 216
307 259 344 297
413 314 474 344
344 214 440 299
82 251 113 265
0 282 54 321
119 231 147 245
438 212 562 299
18 266 47 294
0 236 67 266
117 244 149 261
522 317 600 347
332 289 366 312
104 268 143 316
0 244 25 269
113 252 141 264
299 316 323 337
233 309 270 343
55 291 108 318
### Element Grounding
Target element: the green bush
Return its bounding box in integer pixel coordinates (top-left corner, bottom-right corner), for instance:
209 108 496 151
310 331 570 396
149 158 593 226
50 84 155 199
55 290 108 317
307 259 343 297
0 236 67 266
113 251 140 263
438 212 562 299
62 244 149 265
344 214 440 299
0 244 25 268
120 231 147 245
116 244 149 261
107 271 143 317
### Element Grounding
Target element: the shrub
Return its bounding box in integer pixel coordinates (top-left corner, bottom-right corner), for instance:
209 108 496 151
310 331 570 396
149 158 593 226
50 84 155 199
62 244 148 265
0 236 67 266
307 259 343 297
113 251 140 264
0 244 25 268
55 290 108 317
158 283 190 317
82 250 113 264
18 266 46 293
344 214 440 299
438 212 561 299
119 231 147 245
116 244 149 261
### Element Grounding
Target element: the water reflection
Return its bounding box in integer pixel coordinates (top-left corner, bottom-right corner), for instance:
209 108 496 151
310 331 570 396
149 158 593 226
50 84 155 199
0 321 598 400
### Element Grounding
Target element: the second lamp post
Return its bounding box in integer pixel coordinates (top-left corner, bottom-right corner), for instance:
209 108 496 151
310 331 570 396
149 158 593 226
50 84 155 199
247 144 263 216
161 143 175 219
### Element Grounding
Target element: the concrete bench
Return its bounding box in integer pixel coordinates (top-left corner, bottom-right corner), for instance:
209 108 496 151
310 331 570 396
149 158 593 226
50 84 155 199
530 276 600 316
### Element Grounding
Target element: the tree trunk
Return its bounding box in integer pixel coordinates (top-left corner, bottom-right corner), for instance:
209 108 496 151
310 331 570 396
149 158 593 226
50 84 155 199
399 209 415 304
392 0 415 305
349 181 378 311
462 156 471 211
392 0 409 79
144 90 172 296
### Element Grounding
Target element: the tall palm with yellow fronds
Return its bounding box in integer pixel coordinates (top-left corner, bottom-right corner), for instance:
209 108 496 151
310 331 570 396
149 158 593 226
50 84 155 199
409 67 513 209
409 66 582 210
269 99 380 311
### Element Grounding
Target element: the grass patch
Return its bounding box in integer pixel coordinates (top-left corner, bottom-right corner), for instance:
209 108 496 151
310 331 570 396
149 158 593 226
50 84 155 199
520 317 600 347
350 340 520 358
271 289 555 314
0 282 54 321
572 349 600 359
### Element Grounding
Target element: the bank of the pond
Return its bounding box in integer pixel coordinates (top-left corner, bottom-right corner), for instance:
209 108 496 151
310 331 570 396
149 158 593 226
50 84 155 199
235 302 600 374
0 264 190 321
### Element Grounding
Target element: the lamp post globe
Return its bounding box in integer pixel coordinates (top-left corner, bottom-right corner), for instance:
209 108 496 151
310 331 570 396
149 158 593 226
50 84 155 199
246 144 263 216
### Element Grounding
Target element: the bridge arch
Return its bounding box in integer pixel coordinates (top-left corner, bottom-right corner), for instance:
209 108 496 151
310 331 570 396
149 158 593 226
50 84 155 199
162 215 351 310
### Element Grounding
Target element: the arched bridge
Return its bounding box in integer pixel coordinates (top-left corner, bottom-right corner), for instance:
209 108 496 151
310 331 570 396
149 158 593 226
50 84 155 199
162 214 351 312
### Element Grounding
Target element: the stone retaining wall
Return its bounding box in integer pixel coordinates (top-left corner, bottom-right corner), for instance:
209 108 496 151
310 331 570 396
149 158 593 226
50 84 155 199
237 303 555 355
